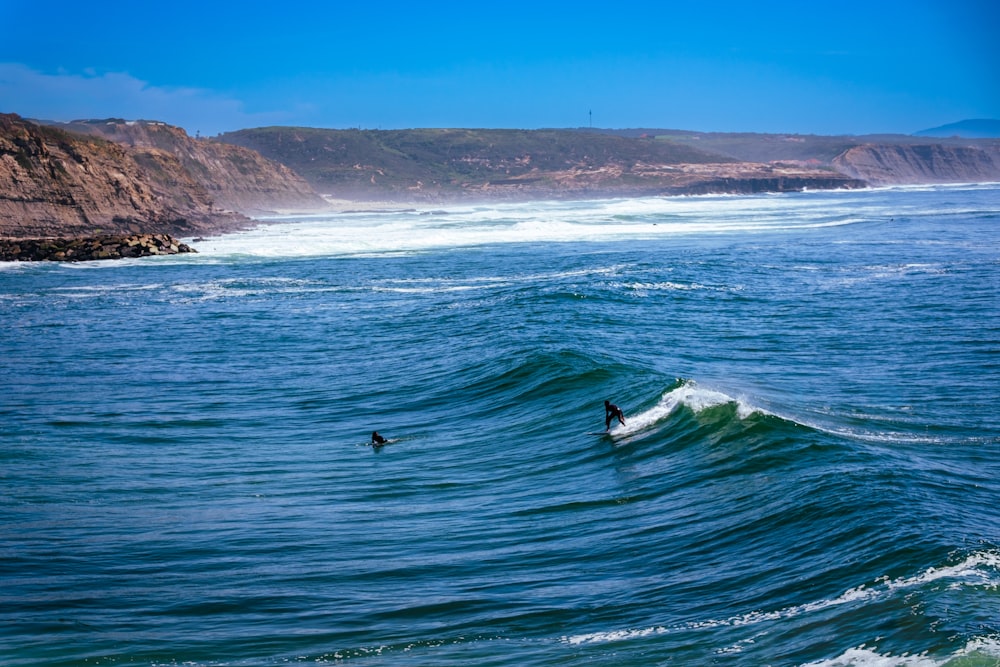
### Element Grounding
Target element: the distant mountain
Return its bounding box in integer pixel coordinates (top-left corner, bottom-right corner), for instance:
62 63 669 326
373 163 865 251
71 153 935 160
914 119 1000 138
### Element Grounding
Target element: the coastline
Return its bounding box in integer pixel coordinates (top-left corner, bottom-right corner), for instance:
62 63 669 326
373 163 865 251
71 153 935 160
5 115 999 250
4 181 996 255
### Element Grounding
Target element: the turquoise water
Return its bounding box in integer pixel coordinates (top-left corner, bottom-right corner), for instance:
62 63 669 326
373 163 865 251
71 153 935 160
2 185 999 666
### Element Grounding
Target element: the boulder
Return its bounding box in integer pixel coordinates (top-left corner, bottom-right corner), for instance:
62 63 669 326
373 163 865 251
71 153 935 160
0 233 197 262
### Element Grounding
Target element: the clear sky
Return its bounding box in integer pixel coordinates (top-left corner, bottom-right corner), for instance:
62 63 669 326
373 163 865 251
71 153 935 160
1 0 997 137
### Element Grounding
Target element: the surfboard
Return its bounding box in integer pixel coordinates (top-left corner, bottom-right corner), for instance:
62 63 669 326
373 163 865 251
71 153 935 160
587 431 611 436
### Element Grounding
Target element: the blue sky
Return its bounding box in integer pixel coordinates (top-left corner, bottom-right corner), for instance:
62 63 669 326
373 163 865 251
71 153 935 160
1 0 997 136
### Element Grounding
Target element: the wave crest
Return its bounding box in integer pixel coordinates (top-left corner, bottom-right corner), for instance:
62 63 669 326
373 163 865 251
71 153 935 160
609 380 768 437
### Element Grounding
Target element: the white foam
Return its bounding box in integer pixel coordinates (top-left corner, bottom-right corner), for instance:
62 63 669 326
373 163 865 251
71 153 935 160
799 646 938 667
800 636 1000 667
609 381 764 436
792 412 953 447
191 192 889 259
563 550 1000 648
374 264 626 294
615 280 744 293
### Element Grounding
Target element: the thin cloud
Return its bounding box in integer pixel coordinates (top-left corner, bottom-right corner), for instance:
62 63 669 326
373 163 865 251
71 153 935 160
0 63 285 135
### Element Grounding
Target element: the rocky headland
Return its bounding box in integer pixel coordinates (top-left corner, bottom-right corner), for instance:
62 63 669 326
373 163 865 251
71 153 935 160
0 113 328 242
831 143 1000 186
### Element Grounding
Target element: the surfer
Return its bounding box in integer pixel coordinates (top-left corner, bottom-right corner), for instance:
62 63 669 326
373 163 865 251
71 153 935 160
371 431 387 446
604 400 625 432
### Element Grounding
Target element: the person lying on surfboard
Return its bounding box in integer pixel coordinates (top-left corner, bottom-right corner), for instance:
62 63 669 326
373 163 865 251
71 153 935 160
371 431 387 446
604 401 626 432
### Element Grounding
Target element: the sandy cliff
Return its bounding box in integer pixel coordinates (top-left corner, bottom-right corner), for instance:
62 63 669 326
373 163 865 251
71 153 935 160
0 113 243 238
0 115 330 239
832 143 1000 186
59 119 327 214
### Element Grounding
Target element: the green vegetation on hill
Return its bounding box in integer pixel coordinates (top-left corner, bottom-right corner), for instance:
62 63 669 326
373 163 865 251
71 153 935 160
216 127 734 197
652 132 862 164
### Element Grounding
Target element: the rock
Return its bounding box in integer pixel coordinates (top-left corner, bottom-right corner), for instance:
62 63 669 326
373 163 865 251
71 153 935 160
0 233 197 262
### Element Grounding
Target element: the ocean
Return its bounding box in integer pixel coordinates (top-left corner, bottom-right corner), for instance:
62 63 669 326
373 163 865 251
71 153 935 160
2 184 999 666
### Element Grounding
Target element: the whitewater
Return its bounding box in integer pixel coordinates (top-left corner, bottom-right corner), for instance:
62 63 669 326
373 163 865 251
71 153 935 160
2 184 999 666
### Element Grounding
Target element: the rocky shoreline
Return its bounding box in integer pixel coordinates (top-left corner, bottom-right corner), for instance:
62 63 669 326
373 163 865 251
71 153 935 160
0 233 196 262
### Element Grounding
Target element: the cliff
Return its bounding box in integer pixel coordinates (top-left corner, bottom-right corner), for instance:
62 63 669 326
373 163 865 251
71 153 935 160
216 127 864 201
831 143 1000 186
57 119 328 214
0 113 247 238
1 114 330 239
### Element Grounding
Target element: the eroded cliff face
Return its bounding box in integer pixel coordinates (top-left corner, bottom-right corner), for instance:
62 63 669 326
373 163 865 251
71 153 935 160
832 143 1000 186
0 113 243 238
60 120 327 214
1 115 329 239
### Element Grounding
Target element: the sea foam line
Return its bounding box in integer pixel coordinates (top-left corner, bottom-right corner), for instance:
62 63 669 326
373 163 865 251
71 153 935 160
611 381 949 448
197 193 885 259
562 550 1000 646
799 636 1000 667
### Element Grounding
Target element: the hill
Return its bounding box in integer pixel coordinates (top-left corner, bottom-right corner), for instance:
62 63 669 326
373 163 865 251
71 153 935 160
571 127 1000 185
216 127 862 201
576 127 1000 163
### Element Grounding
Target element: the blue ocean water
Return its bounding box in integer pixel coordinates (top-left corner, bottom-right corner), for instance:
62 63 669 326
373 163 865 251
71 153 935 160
2 184 999 666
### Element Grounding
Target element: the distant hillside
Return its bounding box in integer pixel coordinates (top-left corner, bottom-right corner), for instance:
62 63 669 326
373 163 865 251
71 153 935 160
914 119 1000 139
567 128 863 164
216 127 861 200
575 127 1000 164
572 127 1000 185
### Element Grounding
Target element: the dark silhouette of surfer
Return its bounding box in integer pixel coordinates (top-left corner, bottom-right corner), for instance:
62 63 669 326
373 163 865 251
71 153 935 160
604 401 625 431
371 431 387 446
